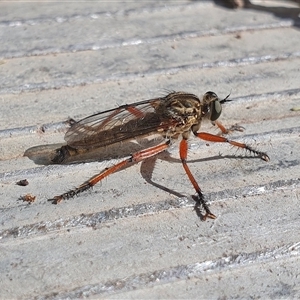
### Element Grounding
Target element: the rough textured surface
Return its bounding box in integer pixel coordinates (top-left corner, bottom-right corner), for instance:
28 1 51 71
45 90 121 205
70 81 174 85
0 1 299 299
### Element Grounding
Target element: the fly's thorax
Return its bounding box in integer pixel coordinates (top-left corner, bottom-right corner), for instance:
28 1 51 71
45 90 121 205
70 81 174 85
153 92 202 139
158 92 202 133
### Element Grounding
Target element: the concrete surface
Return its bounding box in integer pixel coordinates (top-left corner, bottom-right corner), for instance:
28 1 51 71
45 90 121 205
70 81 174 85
0 1 299 299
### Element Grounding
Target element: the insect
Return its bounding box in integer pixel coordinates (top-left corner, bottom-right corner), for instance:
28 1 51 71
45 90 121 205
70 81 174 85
49 91 269 220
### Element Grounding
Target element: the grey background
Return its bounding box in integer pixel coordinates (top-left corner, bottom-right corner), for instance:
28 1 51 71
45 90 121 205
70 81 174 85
0 0 299 299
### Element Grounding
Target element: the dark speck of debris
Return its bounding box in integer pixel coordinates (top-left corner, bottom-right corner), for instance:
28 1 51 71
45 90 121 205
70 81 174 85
16 179 29 186
19 194 36 203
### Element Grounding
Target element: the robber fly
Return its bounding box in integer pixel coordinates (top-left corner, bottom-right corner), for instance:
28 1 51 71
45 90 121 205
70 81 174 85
50 91 269 220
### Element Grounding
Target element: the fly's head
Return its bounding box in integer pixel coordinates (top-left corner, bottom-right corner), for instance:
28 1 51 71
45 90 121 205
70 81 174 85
201 91 231 122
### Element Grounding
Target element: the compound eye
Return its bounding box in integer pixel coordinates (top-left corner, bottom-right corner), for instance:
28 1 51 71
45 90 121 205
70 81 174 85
204 91 218 102
210 100 222 121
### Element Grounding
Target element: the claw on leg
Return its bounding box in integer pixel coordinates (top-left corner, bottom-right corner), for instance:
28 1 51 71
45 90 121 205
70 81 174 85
214 120 245 135
227 124 245 133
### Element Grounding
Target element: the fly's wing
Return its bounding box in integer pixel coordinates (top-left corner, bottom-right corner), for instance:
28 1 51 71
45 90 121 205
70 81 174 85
65 98 174 149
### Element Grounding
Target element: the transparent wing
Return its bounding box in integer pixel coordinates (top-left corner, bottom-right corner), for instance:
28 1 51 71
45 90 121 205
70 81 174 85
65 98 174 149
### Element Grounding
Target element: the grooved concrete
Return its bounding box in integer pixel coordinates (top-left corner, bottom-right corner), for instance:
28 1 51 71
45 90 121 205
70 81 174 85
0 1 299 299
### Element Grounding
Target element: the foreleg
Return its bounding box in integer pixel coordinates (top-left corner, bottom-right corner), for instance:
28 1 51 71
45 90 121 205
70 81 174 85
197 132 269 161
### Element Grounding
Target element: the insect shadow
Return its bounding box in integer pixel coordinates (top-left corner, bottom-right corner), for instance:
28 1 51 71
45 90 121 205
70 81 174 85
139 147 261 219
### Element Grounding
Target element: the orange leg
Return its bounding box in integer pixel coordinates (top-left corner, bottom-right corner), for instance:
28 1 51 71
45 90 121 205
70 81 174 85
197 132 269 161
49 141 170 204
180 138 216 220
